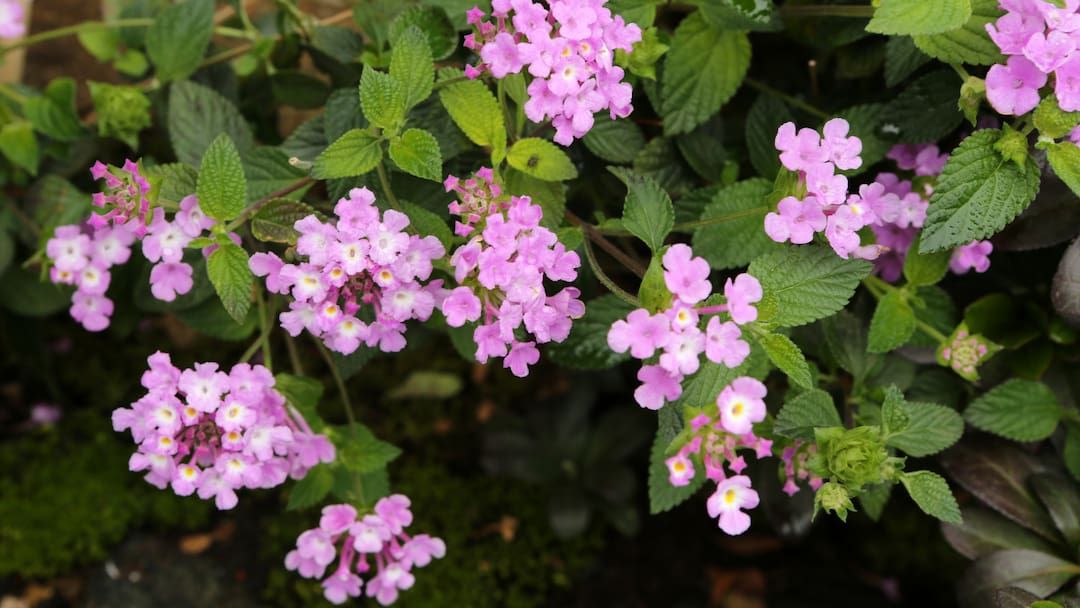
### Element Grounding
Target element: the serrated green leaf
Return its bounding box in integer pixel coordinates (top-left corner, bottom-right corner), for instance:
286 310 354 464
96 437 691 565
0 121 38 175
888 401 964 457
309 25 364 64
749 246 872 327
168 81 255 166
1034 95 1080 139
887 70 963 145
860 482 894 522
547 295 636 370
881 385 911 436
775 389 841 441
901 470 963 523
964 379 1062 442
913 0 1003 66
638 254 673 313
661 13 750 135
281 115 328 161
868 290 916 353
243 147 311 203
336 424 402 473
24 78 83 142
691 178 778 269
903 233 952 286
324 87 365 143
746 94 793 179
507 137 578 181
388 5 457 60
885 36 933 88
197 134 247 222
610 167 674 253
146 0 213 82
437 71 505 158
868 0 971 35
390 26 434 110
360 67 406 131
286 464 333 510
648 430 706 514
145 163 198 203
206 243 253 323
399 200 452 249
389 128 442 182
756 331 812 388
699 0 781 32
312 129 383 179
1047 142 1080 200
251 199 321 244
270 70 331 109
583 114 645 163
919 129 1040 253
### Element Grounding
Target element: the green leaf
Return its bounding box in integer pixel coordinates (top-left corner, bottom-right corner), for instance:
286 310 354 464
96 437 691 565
1047 142 1080 200
774 389 842 441
312 129 383 179
610 167 674 253
507 137 578 181
145 163 198 203
957 549 1077 607
504 167 565 230
168 81 255 166
868 290 916 353
868 0 971 35
638 254 673 313
661 13 750 135
881 385 911 436
0 266 70 317
749 246 872 327
286 464 334 510
388 128 442 182
175 296 257 341
698 0 781 32
243 147 311 203
78 27 120 62
617 26 669 80
398 200 452 249
24 78 83 142
359 67 406 131
196 134 247 222
274 373 326 433
389 26 434 110
270 70 331 109
887 401 964 457
324 88 365 143
860 483 894 522
547 295 636 370
913 0 1003 65
1034 95 1080 139
901 470 963 524
964 379 1063 442
251 199 321 244
919 129 1041 253
0 121 39 175
903 233 951 286
146 0 213 82
336 424 402 474
437 70 505 158
886 70 963 145
386 370 463 400
885 36 932 88
583 114 645 163
206 243 253 324
746 94 794 179
388 5 457 61
648 431 706 514
755 331 813 388
691 178 778 269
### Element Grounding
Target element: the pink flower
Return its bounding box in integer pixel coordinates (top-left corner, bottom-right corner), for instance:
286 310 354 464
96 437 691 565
608 308 671 358
821 118 862 171
149 262 194 302
706 475 759 535
662 243 712 304
723 274 762 325
950 240 993 274
985 55 1046 115
666 454 695 486
634 364 682 410
716 377 767 435
775 122 829 172
764 196 826 244
704 318 749 368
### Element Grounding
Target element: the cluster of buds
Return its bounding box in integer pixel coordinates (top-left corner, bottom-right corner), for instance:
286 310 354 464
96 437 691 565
286 498 446 605
441 168 583 377
111 353 334 509
607 244 762 410
251 187 446 354
464 0 641 144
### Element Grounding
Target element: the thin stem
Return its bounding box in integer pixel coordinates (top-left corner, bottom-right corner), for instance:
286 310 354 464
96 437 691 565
0 18 155 53
564 209 646 278
672 207 769 232
916 319 949 344
0 84 26 104
777 5 875 18
315 340 356 427
744 77 831 120
239 333 266 363
583 237 641 307
285 334 304 376
862 275 950 344
433 75 470 90
376 161 402 212
225 177 314 232
257 290 273 370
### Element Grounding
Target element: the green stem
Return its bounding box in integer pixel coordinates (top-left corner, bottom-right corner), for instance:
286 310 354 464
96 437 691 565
744 77 831 120
224 176 314 232
376 161 402 212
0 83 26 104
583 237 641 308
916 319 949 344
239 332 267 364
315 339 356 427
563 210 646 277
0 18 155 53
257 290 273 370
672 207 769 232
433 75 470 90
285 334 304 376
777 5 875 18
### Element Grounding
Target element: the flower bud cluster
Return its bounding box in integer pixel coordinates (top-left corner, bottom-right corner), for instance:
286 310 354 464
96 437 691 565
112 352 334 509
441 168 583 377
251 187 446 355
607 244 761 410
286 497 446 606
464 0 641 144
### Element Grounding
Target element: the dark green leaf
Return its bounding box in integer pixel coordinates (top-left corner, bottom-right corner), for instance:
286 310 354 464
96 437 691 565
146 0 213 82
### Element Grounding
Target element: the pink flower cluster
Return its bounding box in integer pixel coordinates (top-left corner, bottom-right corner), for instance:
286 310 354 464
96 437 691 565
46 161 222 331
607 244 762 410
985 0 1080 115
663 378 773 535
765 119 886 260
286 498 446 605
779 440 822 497
251 188 446 355
869 144 993 281
441 169 583 377
0 0 26 39
112 353 334 509
464 0 641 144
